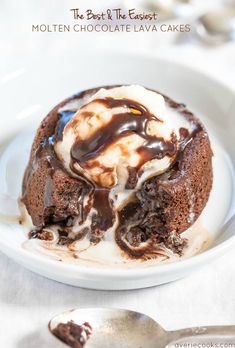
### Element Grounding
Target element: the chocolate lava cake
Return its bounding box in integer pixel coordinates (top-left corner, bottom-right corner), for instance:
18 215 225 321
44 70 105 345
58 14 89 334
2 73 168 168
22 85 213 259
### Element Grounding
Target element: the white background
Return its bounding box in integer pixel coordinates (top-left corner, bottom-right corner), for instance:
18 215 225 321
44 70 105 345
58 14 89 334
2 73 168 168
0 1 235 347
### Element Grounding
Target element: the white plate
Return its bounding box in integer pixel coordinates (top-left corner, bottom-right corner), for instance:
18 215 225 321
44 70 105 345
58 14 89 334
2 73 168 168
0 52 235 290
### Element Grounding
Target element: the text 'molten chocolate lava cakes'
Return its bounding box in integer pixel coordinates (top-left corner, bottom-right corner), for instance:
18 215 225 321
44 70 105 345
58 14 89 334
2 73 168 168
21 85 213 260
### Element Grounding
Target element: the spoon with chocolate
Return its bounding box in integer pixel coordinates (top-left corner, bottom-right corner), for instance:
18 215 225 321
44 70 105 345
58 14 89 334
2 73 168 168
49 308 235 348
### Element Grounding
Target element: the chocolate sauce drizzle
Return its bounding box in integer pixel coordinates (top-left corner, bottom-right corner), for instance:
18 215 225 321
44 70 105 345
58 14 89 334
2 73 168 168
90 188 115 241
71 98 177 168
54 110 76 142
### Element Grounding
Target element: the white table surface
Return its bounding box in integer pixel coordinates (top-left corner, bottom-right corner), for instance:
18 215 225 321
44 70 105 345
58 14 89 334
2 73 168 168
1 1 235 347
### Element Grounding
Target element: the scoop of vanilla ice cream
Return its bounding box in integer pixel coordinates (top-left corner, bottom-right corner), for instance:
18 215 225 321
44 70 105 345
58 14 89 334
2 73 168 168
55 85 187 188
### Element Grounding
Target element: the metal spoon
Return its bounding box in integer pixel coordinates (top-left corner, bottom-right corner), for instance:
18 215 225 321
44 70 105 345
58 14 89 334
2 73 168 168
196 6 235 45
49 308 235 348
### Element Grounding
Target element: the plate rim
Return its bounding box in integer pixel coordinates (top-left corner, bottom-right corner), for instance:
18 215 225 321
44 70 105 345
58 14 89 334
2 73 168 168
0 52 235 284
